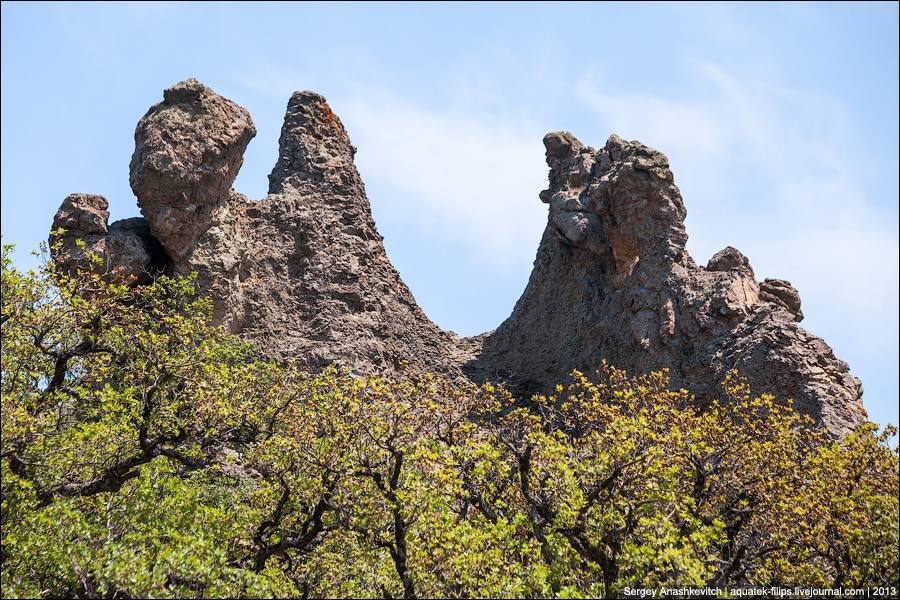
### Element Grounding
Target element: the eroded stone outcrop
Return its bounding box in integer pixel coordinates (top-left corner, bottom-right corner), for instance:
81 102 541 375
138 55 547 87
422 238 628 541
219 90 460 374
130 78 256 262
57 80 459 376
49 79 867 434
50 193 166 285
465 133 865 434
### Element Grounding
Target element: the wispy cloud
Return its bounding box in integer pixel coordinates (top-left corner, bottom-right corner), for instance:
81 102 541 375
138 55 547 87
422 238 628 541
576 59 899 406
340 93 548 268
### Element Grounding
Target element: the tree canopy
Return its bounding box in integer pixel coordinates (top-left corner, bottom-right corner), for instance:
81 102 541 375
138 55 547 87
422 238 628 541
2 244 897 598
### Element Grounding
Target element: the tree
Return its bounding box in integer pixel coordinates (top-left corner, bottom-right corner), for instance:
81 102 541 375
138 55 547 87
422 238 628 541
2 244 897 598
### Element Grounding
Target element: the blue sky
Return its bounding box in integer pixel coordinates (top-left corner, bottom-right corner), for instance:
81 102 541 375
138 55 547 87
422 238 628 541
2 2 898 428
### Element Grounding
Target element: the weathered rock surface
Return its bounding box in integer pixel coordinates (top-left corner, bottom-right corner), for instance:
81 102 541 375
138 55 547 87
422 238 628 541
130 78 256 262
128 80 458 376
50 193 165 285
49 80 867 434
465 133 865 434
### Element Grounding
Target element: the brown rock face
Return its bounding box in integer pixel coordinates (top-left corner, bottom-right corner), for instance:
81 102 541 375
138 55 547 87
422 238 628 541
49 80 867 435
50 193 165 285
129 78 256 262
130 81 457 376
466 133 865 434
210 90 460 374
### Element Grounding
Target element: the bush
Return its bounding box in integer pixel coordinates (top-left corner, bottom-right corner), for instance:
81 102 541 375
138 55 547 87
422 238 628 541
2 244 897 598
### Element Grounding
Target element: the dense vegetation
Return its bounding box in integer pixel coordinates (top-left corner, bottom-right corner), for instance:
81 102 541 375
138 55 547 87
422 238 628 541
2 244 898 599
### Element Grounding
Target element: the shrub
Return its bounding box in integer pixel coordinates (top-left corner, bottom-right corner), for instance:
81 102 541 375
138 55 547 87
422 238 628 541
2 244 897 598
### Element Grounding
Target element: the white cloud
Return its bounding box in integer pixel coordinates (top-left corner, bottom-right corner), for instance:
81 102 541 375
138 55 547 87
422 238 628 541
340 94 549 267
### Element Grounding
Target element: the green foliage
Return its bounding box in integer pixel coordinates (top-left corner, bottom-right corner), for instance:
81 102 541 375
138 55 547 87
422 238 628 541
2 243 898 598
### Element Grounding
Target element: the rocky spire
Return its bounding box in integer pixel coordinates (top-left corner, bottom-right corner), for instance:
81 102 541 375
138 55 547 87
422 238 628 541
467 132 865 434
539 132 690 279
123 80 460 375
129 78 256 261
268 91 362 196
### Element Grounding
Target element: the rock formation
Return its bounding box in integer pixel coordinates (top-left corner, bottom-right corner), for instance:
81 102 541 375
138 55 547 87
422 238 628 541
467 133 866 434
130 78 256 263
49 79 867 434
50 193 166 284
68 79 460 376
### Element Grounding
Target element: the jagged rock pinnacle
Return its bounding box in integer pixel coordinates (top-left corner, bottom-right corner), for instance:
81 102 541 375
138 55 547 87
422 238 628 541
121 80 457 374
268 91 361 195
467 132 864 434
49 79 867 435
